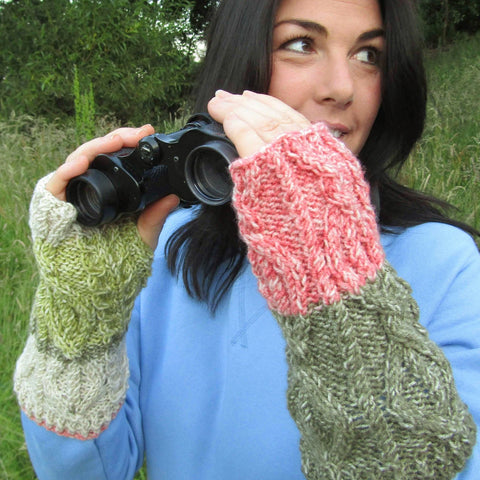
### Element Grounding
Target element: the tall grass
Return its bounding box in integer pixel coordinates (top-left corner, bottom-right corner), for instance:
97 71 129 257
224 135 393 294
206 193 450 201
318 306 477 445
401 33 480 230
0 33 479 479
0 115 77 479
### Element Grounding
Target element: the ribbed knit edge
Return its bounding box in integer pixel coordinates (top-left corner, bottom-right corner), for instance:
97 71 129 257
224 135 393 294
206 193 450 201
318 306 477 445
15 336 128 440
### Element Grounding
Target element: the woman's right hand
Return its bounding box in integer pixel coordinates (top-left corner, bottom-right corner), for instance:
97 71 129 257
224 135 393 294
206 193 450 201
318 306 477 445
45 125 179 250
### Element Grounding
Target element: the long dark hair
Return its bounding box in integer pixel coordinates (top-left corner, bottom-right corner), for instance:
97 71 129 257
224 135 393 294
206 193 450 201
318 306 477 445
166 0 477 310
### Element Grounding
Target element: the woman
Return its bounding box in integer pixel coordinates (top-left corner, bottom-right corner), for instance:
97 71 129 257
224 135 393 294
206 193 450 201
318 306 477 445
14 0 479 478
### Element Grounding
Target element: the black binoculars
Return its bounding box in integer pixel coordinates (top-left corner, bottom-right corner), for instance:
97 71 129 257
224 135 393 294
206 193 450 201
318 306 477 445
66 113 238 226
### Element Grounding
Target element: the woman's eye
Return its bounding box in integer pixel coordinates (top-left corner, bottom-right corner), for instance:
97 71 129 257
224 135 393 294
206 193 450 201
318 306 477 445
281 37 313 54
354 48 381 66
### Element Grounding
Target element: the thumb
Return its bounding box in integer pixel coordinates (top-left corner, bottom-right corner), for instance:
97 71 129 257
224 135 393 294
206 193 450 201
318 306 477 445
137 195 180 250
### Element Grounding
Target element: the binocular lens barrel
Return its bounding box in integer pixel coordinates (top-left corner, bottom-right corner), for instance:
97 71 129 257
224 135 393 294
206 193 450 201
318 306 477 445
185 142 234 206
66 169 119 226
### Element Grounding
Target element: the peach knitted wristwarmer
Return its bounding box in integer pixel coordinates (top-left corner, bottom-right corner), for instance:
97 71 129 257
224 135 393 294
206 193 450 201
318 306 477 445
230 123 476 479
14 174 154 439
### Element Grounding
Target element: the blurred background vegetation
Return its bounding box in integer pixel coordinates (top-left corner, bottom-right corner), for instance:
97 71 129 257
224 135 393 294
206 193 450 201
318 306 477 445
0 0 478 126
0 0 218 125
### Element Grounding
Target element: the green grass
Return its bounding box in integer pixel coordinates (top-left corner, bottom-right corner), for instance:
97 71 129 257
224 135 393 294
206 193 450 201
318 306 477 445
0 115 77 479
401 33 480 229
1 32 480 479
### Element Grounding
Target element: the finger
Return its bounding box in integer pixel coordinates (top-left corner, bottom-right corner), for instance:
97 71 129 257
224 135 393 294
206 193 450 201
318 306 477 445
223 99 309 145
137 194 180 250
208 90 310 157
209 90 308 129
46 153 91 200
47 133 124 199
46 124 155 201
208 92 271 156
100 123 155 147
216 112 267 158
241 90 310 125
65 124 154 164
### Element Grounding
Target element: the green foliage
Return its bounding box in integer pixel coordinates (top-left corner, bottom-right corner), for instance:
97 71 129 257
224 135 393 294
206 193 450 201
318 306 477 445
0 0 206 124
74 66 96 143
419 0 480 47
188 0 219 34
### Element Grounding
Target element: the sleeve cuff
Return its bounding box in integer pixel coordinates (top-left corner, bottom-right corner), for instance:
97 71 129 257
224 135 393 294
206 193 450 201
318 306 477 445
14 335 129 439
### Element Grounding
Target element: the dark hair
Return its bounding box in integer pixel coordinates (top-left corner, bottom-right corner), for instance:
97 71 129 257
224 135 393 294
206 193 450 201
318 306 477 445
166 0 279 310
166 0 477 310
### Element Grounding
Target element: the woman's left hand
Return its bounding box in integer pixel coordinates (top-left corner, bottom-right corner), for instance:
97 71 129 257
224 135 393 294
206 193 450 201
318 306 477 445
207 90 311 158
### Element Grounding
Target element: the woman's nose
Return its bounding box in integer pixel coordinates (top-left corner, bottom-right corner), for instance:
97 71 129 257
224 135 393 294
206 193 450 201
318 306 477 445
315 55 354 108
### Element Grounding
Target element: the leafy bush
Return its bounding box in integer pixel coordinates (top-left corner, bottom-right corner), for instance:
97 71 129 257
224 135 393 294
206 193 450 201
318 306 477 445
419 0 480 47
0 0 203 124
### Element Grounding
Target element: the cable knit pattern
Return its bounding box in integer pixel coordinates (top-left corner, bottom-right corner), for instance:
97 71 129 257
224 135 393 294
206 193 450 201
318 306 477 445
14 175 154 439
230 123 476 479
230 123 384 316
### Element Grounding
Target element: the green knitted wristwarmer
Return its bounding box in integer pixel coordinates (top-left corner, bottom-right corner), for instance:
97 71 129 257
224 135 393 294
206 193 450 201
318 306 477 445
14 174 154 439
229 123 477 479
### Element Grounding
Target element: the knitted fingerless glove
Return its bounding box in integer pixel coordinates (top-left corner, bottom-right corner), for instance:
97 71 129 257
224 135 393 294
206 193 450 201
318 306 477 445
230 123 477 479
14 174 153 439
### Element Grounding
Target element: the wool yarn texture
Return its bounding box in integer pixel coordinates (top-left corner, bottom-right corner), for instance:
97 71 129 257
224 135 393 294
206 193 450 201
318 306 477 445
14 175 154 439
229 122 476 479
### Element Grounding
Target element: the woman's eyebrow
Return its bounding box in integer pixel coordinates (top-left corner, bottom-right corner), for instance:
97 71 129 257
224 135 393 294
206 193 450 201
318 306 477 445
274 19 385 43
357 28 385 42
274 19 328 35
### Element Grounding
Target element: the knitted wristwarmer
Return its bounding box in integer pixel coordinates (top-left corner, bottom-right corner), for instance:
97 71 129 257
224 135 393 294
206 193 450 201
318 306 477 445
14 174 153 439
230 123 476 479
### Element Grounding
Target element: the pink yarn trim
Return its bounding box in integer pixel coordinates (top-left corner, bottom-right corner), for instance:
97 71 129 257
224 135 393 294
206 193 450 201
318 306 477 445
23 405 122 440
230 122 385 316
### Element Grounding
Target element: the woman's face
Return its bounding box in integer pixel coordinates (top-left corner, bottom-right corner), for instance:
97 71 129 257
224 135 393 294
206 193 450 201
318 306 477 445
269 0 384 155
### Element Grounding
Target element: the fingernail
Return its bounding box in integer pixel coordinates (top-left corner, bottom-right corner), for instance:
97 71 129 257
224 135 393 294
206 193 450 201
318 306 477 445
215 89 229 98
137 124 152 133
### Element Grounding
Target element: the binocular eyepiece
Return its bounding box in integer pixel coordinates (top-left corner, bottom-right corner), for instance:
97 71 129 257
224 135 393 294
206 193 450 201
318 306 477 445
66 113 238 226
